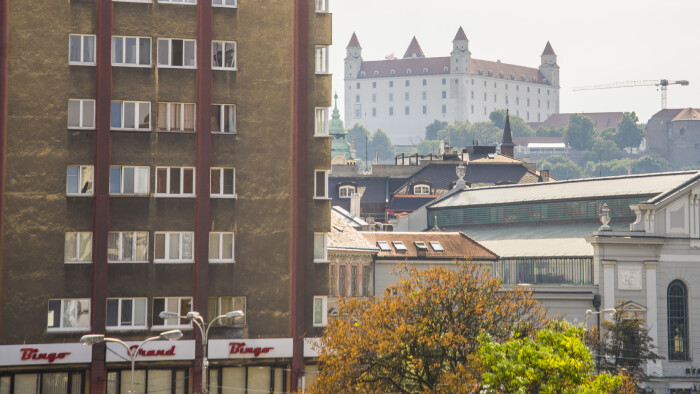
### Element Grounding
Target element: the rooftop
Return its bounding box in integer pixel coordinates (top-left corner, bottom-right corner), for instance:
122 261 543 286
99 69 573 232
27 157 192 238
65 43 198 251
360 231 498 260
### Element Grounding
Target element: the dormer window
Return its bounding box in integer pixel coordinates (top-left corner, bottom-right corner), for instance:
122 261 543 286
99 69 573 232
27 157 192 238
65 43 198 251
377 241 391 252
532 77 537 83
521 75 526 81
429 241 444 252
390 69 396 75
510 73 515 80
487 70 493 77
478 69 483 75
443 66 448 72
423 67 428 73
338 184 356 198
374 70 379 76
360 71 366 77
413 183 431 195
392 241 407 252
414 241 428 251
407 69 412 74
499 72 504 78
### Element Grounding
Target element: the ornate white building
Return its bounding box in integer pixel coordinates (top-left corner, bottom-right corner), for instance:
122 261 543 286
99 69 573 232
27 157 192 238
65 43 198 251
344 28 560 145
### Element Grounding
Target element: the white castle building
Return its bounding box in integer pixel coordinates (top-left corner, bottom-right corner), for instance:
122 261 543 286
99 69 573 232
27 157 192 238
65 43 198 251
344 28 561 145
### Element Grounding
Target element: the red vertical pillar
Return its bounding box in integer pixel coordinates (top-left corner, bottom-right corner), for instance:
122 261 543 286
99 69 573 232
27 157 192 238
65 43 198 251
90 0 112 392
0 0 7 335
290 0 309 391
194 1 213 392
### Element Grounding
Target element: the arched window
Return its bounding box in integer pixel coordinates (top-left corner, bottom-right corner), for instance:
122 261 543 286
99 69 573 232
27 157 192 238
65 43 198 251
413 184 430 195
338 185 355 198
668 280 689 360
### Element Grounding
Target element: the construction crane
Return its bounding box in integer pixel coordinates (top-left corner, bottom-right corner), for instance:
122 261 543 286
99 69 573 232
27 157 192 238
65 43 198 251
574 79 689 109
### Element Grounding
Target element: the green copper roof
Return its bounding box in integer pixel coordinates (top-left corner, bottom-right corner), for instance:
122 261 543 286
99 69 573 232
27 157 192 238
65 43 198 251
329 93 345 136
330 92 352 159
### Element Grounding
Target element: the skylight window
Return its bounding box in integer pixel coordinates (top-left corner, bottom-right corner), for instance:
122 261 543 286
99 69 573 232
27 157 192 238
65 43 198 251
392 241 407 252
377 241 391 252
414 241 428 251
429 241 444 252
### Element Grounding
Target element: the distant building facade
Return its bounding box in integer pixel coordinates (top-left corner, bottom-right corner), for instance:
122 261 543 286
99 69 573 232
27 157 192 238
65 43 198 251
528 112 624 132
344 28 560 144
647 108 700 169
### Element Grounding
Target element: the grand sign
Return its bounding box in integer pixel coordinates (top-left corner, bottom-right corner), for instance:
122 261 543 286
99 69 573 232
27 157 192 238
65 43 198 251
0 344 91 366
208 338 293 359
105 340 195 362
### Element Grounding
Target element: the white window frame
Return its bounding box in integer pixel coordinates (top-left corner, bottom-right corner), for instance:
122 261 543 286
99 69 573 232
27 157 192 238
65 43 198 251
155 167 196 197
157 38 197 68
413 184 430 195
106 298 148 330
314 170 330 199
313 296 328 327
209 232 235 263
209 296 246 326
111 36 152 67
110 101 151 131
154 232 194 263
315 0 329 13
338 185 355 198
108 231 149 263
68 99 95 130
157 102 196 132
158 0 196 4
213 0 237 7
212 41 237 70
66 165 94 196
211 104 236 134
152 297 193 328
315 46 329 74
47 299 91 332
68 34 96 66
210 168 236 198
109 166 150 196
315 107 329 136
65 232 93 264
314 233 328 263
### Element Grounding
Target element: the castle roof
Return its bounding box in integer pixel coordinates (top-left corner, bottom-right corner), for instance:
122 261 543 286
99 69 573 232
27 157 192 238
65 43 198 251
671 108 700 122
454 26 468 41
542 41 556 56
347 32 361 48
403 37 425 58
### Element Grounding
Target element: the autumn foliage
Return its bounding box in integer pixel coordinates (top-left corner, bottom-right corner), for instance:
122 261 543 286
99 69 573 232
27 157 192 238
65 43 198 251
310 262 546 393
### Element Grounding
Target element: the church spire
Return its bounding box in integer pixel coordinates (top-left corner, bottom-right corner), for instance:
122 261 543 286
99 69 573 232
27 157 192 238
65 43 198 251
500 109 515 158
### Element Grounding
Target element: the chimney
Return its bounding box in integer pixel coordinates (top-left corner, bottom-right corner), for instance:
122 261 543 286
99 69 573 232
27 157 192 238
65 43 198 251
350 192 361 217
540 170 549 182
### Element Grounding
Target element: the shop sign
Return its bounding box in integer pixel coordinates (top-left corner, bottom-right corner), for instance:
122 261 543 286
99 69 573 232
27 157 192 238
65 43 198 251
0 343 91 366
208 338 293 359
106 340 195 362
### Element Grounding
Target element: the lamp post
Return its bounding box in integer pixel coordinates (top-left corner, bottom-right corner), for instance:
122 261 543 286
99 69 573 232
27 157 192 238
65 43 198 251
80 329 183 394
583 308 616 327
160 310 244 394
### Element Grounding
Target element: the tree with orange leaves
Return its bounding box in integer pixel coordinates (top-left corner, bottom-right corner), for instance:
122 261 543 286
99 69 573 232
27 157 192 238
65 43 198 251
310 262 546 393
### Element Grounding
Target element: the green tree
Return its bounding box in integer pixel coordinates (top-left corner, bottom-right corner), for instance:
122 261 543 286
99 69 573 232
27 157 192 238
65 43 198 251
415 139 442 155
599 127 617 142
538 155 583 180
425 119 448 141
535 126 564 137
479 321 626 393
471 121 503 145
564 114 596 151
490 109 534 137
489 110 507 128
347 123 370 163
437 120 472 148
584 159 631 178
615 112 644 150
630 155 671 174
584 137 623 163
310 263 546 393
368 129 395 162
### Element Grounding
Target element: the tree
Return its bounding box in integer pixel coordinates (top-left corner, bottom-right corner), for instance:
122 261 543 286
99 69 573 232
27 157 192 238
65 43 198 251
437 120 472 148
615 112 644 150
368 129 395 163
479 320 627 393
310 262 546 393
415 139 442 155
583 137 622 163
630 155 671 174
347 123 370 163
471 121 503 146
490 109 534 137
538 155 583 180
564 114 596 151
425 119 448 141
583 159 631 178
585 300 662 390
535 126 564 137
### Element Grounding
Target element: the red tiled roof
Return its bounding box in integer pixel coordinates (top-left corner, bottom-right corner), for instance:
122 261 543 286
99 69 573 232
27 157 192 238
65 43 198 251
361 232 498 260
347 32 361 49
530 112 624 131
454 27 468 41
542 41 556 56
403 37 425 58
651 108 683 118
671 108 700 122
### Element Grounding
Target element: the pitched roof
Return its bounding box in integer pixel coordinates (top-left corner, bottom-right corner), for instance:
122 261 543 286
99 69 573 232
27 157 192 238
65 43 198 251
453 26 468 41
650 108 683 119
328 210 377 251
470 58 549 85
403 37 425 58
347 32 361 48
361 232 498 260
480 238 593 258
530 112 624 131
542 41 556 56
671 108 700 122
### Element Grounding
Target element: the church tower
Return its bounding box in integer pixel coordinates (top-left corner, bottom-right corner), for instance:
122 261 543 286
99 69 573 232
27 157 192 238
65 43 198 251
450 26 471 75
500 109 515 158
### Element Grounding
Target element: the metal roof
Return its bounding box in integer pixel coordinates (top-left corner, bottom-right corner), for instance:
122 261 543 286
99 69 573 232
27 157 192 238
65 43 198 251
480 238 593 258
430 171 698 208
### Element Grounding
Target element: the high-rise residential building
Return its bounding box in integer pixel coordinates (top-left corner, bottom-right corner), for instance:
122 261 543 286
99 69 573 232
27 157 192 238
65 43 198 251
0 0 331 392
344 27 560 145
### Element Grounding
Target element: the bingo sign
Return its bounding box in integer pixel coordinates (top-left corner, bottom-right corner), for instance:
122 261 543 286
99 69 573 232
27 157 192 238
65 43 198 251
0 344 92 366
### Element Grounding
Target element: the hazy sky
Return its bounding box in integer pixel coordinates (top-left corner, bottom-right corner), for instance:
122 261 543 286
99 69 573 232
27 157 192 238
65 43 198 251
330 0 700 126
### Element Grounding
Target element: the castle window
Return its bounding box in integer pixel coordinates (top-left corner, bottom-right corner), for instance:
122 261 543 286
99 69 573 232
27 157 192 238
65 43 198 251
407 69 412 75
499 72 504 78
478 69 483 75
405 80 410 87
389 107 394 116
373 82 376 88
389 81 394 88
157 38 196 68
374 70 379 76
487 70 493 77
422 92 427 100
443 67 448 72
214 0 237 7
442 78 446 85
527 87 530 93
390 69 396 75
356 82 360 89
112 36 151 67
521 75 526 81
442 91 446 99
405 92 410 101
471 105 474 114
405 106 410 115
372 108 376 116
516 85 519 91
389 93 394 102
314 0 328 12
423 68 428 73
680 128 685 135
510 73 515 80
442 105 446 114
422 106 427 115
360 71 366 77
538 88 541 94
668 280 689 360
315 46 329 73
69 34 96 66
532 77 537 83
355 95 360 103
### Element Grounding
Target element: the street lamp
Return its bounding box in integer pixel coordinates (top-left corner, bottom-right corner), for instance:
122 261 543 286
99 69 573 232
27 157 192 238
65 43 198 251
159 310 244 394
80 330 183 394
583 308 616 327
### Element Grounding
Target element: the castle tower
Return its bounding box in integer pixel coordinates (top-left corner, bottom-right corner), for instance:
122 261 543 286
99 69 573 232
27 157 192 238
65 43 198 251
345 32 362 80
403 36 425 59
501 109 516 158
450 26 471 75
539 41 560 113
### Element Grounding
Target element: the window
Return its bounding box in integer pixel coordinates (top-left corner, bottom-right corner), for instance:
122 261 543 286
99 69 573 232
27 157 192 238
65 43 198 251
314 233 328 262
362 266 371 296
538 99 541 108
390 69 395 75
377 241 391 252
66 166 93 196
154 232 194 263
471 105 474 114
108 231 149 262
69 34 95 65
668 280 688 360
414 184 430 194
158 0 196 4
470 91 474 99
422 106 427 115
112 36 151 67
338 266 346 296
422 91 427 100
211 104 236 133
313 107 328 136
389 107 394 116
355 95 359 103
315 0 329 12
483 92 487 100
68 99 95 129
354 104 361 119
157 103 195 132
527 98 530 106
106 370 187 394
313 296 328 326
441 78 446 85
110 166 149 196
209 232 234 263
338 185 355 198
389 81 393 87
429 241 444 252
213 0 237 7
441 105 446 114
157 38 196 68
47 299 90 331
356 82 360 89
110 101 151 131
208 296 246 326
392 241 407 252
389 93 394 102
106 298 147 329
422 78 427 85
314 170 329 199
405 106 409 115
152 297 192 327
212 41 236 70
65 232 92 263
441 91 446 99
371 94 376 103
372 82 376 88
372 108 376 116
516 97 520 105
405 92 410 101
405 80 410 87
4 372 84 393
329 266 336 296
414 241 428 251
156 167 195 197
210 168 235 197
494 94 497 103
315 46 329 74
351 266 357 296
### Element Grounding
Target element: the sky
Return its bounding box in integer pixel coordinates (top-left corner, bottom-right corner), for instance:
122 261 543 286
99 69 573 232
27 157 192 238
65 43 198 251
329 0 700 126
